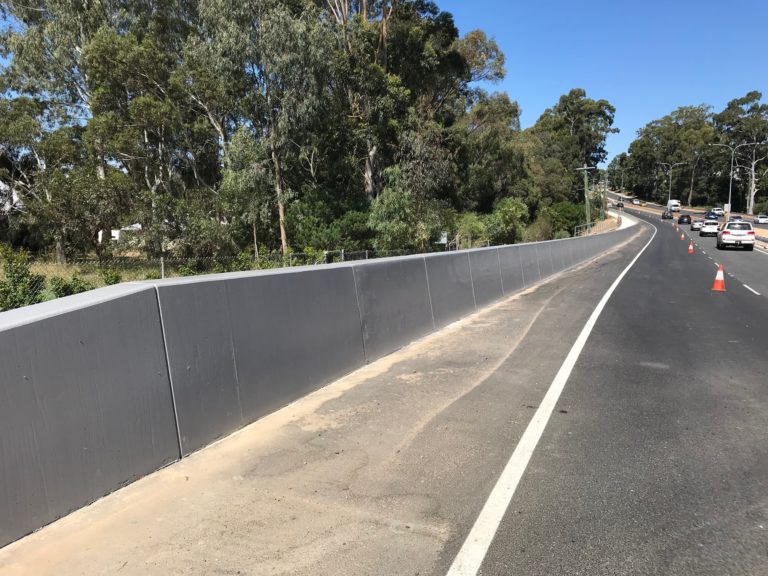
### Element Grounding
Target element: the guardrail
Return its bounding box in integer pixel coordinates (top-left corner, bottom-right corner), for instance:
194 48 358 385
0 223 639 548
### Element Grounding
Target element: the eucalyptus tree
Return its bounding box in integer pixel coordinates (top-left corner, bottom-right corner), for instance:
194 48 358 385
714 92 768 214
531 89 618 201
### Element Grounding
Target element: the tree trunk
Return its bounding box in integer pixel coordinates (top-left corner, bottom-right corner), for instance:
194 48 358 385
687 159 698 207
252 220 259 268
55 235 67 265
271 148 289 254
364 142 378 200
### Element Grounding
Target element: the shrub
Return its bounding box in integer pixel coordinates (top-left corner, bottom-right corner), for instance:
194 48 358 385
99 268 122 285
49 276 95 298
0 245 45 311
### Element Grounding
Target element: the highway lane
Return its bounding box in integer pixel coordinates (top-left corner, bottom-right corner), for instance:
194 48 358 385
638 209 768 298
472 211 768 575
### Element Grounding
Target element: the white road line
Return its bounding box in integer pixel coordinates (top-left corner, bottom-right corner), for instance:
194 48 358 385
756 248 768 256
445 222 658 576
744 284 761 296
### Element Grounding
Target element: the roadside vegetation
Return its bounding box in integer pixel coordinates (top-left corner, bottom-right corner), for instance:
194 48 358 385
607 93 768 213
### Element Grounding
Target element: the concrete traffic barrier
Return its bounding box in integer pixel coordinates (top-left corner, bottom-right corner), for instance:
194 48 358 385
352 256 435 362
468 248 504 307
518 243 542 288
423 252 475 329
152 266 366 455
0 285 180 548
497 245 525 295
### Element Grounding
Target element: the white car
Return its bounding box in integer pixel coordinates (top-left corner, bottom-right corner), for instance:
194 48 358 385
717 221 755 250
754 213 768 224
699 220 720 237
712 207 725 217
631 198 641 205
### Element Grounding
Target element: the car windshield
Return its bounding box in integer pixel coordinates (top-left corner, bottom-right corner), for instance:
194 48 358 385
704 221 718 226
727 223 751 230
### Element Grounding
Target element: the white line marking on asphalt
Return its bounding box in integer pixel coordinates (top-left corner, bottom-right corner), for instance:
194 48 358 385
744 284 761 296
756 248 768 256
445 221 658 576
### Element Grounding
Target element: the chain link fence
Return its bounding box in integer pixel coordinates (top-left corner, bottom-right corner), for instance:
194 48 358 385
0 248 421 311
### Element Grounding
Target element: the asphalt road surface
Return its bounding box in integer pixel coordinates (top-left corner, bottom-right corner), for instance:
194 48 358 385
471 211 768 575
2 214 767 576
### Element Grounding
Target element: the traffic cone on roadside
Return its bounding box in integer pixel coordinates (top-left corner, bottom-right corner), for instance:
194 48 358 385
680 233 685 240
688 241 694 254
712 265 726 292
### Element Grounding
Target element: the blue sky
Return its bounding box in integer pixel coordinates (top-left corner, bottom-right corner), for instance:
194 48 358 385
438 0 768 165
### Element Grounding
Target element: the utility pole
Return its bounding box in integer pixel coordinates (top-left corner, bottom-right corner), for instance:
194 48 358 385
658 161 686 205
575 165 596 228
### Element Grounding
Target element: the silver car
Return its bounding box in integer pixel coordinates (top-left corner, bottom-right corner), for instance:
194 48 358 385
691 219 704 231
754 213 768 224
699 220 720 237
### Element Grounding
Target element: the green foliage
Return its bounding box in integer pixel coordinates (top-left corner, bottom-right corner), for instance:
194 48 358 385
522 214 553 243
485 197 528 245
99 268 122 286
48 276 95 298
456 212 489 248
0 245 45 311
543 202 584 236
0 0 623 268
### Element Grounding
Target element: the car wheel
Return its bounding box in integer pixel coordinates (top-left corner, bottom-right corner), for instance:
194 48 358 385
745 245 754 251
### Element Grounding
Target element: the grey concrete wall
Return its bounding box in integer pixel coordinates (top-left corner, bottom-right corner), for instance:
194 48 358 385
153 266 366 455
423 252 475 329
0 285 180 549
0 221 636 549
518 243 541 288
352 256 435 362
468 248 504 307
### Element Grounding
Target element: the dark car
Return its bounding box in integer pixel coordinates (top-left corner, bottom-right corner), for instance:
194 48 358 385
704 211 718 220
678 214 691 224
662 210 673 219
615 201 624 208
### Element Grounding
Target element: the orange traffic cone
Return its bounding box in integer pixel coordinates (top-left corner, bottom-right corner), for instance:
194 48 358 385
680 233 685 240
712 265 726 292
688 241 694 254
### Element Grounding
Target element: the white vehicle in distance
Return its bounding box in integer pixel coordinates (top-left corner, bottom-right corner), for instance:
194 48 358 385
667 199 681 212
699 220 720 237
754 213 768 224
712 207 725 217
631 198 641 205
717 221 756 251
691 219 704 231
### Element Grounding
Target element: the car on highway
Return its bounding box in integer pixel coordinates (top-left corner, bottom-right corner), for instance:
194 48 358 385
699 220 720 237
754 213 768 224
730 215 744 221
632 198 641 205
712 207 725 217
661 210 673 219
704 210 719 220
615 201 624 208
677 214 691 224
691 219 703 231
717 221 756 250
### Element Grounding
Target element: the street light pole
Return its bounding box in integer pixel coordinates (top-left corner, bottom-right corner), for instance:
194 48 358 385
575 165 596 228
709 141 766 219
658 161 687 205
